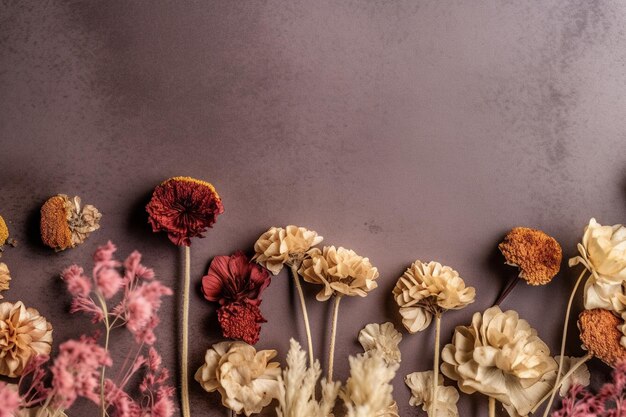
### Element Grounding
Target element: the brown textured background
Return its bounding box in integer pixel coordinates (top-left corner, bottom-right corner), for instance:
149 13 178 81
1 1 626 416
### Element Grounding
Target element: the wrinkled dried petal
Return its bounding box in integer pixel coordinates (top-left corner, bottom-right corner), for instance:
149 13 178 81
358 322 402 365
555 356 590 397
405 371 459 417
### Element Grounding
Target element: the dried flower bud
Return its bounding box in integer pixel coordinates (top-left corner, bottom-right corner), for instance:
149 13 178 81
0 263 10 299
40 194 101 251
579 309 626 367
499 227 562 285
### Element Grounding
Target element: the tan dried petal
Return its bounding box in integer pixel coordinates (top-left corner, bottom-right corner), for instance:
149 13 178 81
41 195 101 251
554 356 590 397
195 341 281 416
405 371 460 417
441 306 556 417
392 261 475 333
253 226 323 275
0 263 10 298
299 246 379 301
0 301 53 377
579 309 626 367
499 227 562 285
358 322 402 365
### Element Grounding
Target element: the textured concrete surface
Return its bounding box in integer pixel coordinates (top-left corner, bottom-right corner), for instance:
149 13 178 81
1 1 626 416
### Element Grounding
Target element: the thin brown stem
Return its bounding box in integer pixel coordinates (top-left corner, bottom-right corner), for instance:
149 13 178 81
493 275 519 306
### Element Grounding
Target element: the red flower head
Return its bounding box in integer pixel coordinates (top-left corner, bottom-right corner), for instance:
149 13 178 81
202 251 271 306
217 301 266 345
146 177 224 246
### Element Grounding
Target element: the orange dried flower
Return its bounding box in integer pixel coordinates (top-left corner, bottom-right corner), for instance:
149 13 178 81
40 195 101 251
499 227 562 285
0 216 8 247
579 309 626 367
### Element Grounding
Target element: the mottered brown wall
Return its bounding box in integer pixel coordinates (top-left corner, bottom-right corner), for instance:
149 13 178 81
1 1 626 415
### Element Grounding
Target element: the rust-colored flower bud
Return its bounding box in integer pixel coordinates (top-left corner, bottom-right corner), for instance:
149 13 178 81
579 309 626 367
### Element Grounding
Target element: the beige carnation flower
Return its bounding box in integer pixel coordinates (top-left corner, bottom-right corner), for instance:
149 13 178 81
405 371 460 417
441 306 556 417
253 226 323 274
341 352 398 417
392 261 475 333
358 322 402 365
299 246 379 301
0 301 53 377
0 263 10 298
195 341 281 416
570 218 626 282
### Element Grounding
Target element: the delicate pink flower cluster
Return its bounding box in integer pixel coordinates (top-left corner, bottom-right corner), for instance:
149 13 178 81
0 382 20 417
553 360 626 417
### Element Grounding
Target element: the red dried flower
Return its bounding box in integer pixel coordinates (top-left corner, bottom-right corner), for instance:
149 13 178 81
202 251 271 306
146 177 224 246
217 301 266 345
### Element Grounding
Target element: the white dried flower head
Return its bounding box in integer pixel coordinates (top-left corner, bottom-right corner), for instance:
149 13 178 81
554 356 590 397
0 263 10 298
405 371 460 417
299 246 379 301
0 301 53 377
253 226 323 275
392 261 475 333
195 341 281 416
570 218 626 282
276 339 340 417
441 306 557 417
341 352 398 417
358 322 402 365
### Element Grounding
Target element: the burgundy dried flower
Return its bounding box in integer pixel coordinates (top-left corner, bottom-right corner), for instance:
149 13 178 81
217 301 266 345
146 177 224 246
201 251 271 306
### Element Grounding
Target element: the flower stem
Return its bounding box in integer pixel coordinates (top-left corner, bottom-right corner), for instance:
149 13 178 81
489 397 496 417
96 292 110 417
431 313 442 416
328 294 342 381
181 245 191 417
531 353 592 414
290 264 315 365
493 275 519 306
542 269 587 417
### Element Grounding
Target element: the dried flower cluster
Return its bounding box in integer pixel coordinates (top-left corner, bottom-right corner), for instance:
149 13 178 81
358 322 402 365
0 263 10 298
499 227 562 285
393 261 475 333
442 306 557 417
202 251 271 344
253 226 323 274
40 194 101 251
300 246 379 301
405 371 460 417
195 341 281 416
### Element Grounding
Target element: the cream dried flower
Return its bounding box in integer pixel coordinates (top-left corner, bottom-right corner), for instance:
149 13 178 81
441 306 557 417
276 339 340 417
570 218 626 282
392 261 475 333
358 322 402 365
341 352 399 417
554 356 590 397
0 263 10 298
0 301 53 377
195 341 281 416
299 246 379 301
253 226 323 274
405 371 460 417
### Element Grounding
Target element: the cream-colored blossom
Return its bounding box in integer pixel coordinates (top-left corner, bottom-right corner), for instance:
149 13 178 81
341 352 398 417
66 196 101 247
405 371 459 417
0 301 53 377
195 341 281 416
358 322 402 365
441 306 557 417
276 339 340 417
299 246 378 301
554 356 590 397
253 226 323 275
392 261 475 333
0 263 10 298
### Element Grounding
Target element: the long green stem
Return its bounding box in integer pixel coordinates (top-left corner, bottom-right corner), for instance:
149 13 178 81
531 353 592 414
96 292 110 417
489 397 496 417
431 313 442 416
290 264 314 365
328 295 342 381
181 245 191 417
542 269 587 417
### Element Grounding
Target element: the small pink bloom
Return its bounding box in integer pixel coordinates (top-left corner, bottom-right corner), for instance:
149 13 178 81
62 265 92 297
96 268 123 299
0 382 21 417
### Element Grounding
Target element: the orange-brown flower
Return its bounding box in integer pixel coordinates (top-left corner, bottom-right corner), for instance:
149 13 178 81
499 227 562 285
40 195 101 251
0 215 8 247
146 177 224 246
579 309 626 367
